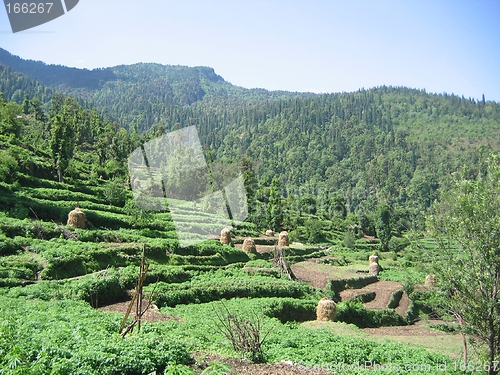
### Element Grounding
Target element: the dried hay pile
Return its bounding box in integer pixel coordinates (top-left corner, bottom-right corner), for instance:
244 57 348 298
369 262 380 276
369 253 379 264
425 274 436 288
67 207 86 229
242 237 257 253
278 231 289 247
316 297 336 321
265 229 274 237
220 228 232 244
368 252 379 275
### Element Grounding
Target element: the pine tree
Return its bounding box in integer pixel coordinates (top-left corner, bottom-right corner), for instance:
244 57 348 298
267 177 283 232
50 114 75 182
375 202 391 251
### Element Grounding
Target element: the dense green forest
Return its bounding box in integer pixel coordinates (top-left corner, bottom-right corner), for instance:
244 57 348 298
1 48 500 374
1 47 500 234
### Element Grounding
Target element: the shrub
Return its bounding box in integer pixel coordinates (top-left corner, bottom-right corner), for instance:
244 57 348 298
342 230 357 249
336 301 407 328
0 235 23 255
304 219 324 244
0 150 18 182
102 178 128 207
387 289 404 309
263 298 316 323
347 291 376 304
388 236 410 253
327 275 378 293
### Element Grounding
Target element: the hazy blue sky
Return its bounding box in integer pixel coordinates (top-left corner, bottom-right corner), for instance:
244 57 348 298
1 0 499 101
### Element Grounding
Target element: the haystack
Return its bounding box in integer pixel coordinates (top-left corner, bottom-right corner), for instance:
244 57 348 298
369 253 379 264
425 274 436 288
242 237 257 253
369 262 380 276
67 207 86 229
220 228 231 244
316 297 337 321
278 231 289 247
265 229 274 237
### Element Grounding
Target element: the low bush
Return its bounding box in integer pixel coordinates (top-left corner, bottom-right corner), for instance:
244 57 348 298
327 275 378 293
387 289 404 309
0 234 24 255
263 298 317 323
0 216 61 240
388 236 410 252
28 239 138 279
336 301 407 328
149 269 314 307
346 291 376 304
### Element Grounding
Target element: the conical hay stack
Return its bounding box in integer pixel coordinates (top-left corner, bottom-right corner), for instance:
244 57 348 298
67 207 86 229
369 253 379 264
316 297 337 321
265 229 274 237
242 237 257 253
278 231 289 247
220 228 231 244
425 274 436 288
369 262 380 276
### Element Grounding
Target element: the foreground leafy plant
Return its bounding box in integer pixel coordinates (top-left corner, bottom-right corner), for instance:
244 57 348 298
200 362 233 375
0 296 192 374
165 364 196 375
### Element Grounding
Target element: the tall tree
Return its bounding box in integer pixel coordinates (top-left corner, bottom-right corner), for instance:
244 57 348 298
427 154 500 374
50 114 75 182
375 202 391 251
267 177 283 232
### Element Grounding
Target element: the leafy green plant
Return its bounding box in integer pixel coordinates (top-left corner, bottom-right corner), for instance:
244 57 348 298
200 362 232 375
165 364 196 375
342 229 356 249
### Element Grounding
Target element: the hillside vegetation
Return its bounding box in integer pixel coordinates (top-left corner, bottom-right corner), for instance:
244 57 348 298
0 48 499 374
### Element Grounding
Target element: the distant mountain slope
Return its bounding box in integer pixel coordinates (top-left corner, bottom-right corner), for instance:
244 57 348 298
1 47 500 229
0 64 53 104
0 48 310 130
0 47 116 90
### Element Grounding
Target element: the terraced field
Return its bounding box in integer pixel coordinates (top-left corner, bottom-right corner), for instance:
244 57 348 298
0 177 465 374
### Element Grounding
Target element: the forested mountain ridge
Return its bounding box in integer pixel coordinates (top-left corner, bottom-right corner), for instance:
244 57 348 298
1 47 500 232
0 48 308 131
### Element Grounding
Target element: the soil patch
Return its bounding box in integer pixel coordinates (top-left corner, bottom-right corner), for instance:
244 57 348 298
340 280 403 310
290 259 336 289
361 320 449 336
99 297 181 323
192 353 330 375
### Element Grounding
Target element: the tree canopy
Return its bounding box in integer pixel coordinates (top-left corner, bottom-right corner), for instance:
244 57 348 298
427 153 500 374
